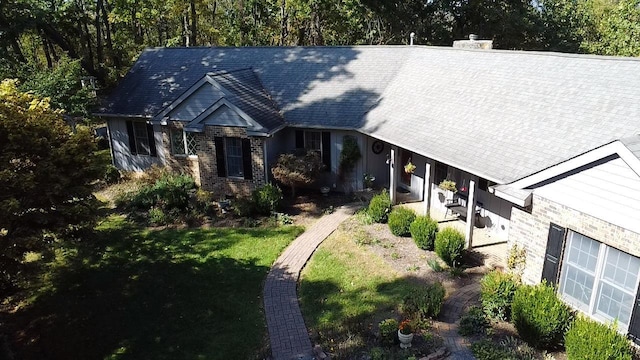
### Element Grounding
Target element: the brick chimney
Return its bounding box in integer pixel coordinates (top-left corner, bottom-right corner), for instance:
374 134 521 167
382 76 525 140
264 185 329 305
453 34 493 50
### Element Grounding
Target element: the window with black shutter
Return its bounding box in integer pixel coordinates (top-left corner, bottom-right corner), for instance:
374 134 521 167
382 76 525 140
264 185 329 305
125 120 156 157
628 292 640 344
214 136 226 177
321 131 331 171
541 223 566 286
242 138 253 180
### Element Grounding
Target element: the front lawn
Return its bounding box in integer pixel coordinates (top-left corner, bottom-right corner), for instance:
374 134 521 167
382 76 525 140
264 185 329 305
1 215 303 360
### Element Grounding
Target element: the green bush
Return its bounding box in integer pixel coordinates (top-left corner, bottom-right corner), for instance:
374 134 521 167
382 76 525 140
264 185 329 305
252 183 282 215
378 318 398 346
480 270 520 321
232 197 256 217
434 227 466 266
387 207 416 236
368 189 392 223
511 282 573 349
471 340 517 360
401 282 445 319
565 317 633 360
104 164 121 184
459 306 490 336
127 173 196 211
410 216 439 250
148 207 168 225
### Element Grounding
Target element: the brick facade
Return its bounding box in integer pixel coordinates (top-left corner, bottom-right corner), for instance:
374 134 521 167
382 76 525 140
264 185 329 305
161 124 266 197
509 194 640 285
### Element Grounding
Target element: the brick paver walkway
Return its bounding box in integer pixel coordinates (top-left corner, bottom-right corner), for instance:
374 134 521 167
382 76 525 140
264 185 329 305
264 204 359 360
433 283 481 359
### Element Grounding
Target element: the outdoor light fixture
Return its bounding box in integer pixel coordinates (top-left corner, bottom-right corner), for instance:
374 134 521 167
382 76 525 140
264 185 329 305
385 153 391 165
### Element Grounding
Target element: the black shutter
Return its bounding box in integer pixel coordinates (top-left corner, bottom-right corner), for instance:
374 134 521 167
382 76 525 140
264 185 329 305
541 223 566 286
147 123 157 157
214 137 226 178
242 138 253 180
322 131 331 171
295 130 304 149
126 121 137 155
627 291 640 344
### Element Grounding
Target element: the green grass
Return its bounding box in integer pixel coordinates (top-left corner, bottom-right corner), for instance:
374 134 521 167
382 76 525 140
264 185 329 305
3 215 303 360
299 226 420 356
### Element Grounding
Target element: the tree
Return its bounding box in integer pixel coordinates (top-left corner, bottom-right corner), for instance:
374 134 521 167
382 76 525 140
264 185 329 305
271 150 324 197
0 80 103 256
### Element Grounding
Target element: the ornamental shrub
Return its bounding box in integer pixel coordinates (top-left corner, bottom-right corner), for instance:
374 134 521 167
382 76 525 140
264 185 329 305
378 318 398 346
565 317 633 360
387 207 416 236
459 306 490 336
480 270 520 321
368 189 392 223
511 282 574 349
434 227 466 266
410 216 439 250
252 183 283 215
400 281 446 319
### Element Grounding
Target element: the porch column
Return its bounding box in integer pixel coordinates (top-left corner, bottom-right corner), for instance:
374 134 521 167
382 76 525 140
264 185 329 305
465 179 477 249
389 147 397 205
422 162 431 216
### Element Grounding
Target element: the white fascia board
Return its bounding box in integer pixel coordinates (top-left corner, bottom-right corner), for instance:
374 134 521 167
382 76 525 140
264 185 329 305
509 141 640 189
492 187 532 207
186 98 267 133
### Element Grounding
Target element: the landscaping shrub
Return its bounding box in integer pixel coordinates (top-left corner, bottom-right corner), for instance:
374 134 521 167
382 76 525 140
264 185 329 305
434 227 465 266
459 306 490 336
471 340 517 360
387 207 416 236
410 216 439 250
368 189 392 223
511 282 573 349
401 281 445 319
480 270 520 321
232 197 256 217
565 317 633 360
104 164 121 184
378 318 398 345
252 183 282 215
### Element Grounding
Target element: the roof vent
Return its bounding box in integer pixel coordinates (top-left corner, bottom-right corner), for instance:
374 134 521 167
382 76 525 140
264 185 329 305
410 32 415 46
453 34 492 50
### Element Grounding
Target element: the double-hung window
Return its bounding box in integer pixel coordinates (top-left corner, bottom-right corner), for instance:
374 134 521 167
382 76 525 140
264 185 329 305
560 231 640 330
225 137 244 178
126 121 156 156
170 129 198 156
304 131 322 154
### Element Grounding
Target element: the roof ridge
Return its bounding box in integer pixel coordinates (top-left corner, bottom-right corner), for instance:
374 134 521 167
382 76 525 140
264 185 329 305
207 67 254 76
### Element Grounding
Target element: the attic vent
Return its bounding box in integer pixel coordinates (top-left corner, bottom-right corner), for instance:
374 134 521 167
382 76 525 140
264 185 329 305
453 34 493 50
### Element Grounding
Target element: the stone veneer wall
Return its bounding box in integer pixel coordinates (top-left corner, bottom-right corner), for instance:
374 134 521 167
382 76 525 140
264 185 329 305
161 124 265 196
198 126 265 197
509 194 640 285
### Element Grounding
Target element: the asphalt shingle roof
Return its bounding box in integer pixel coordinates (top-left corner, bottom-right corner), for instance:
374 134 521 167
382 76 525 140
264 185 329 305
99 46 640 184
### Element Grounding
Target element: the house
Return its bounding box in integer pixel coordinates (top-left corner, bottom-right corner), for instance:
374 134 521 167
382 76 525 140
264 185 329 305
96 42 640 341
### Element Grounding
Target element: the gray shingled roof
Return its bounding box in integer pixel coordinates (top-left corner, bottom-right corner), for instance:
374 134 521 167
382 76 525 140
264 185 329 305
99 46 640 184
621 136 640 161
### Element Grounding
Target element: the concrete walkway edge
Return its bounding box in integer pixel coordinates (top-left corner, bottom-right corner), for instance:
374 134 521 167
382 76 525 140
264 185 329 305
264 204 360 360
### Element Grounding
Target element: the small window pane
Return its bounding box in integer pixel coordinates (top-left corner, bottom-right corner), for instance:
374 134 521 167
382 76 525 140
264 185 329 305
305 131 321 152
186 132 198 155
133 122 151 155
226 138 243 178
561 232 600 309
171 129 185 155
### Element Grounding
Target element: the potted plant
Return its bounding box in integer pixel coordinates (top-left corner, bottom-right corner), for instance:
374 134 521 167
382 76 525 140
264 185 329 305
397 319 414 349
438 179 457 203
404 160 416 174
363 173 375 190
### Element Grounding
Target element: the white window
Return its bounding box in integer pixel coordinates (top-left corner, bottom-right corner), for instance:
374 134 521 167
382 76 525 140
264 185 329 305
170 129 198 156
225 137 243 178
304 131 322 153
560 231 640 330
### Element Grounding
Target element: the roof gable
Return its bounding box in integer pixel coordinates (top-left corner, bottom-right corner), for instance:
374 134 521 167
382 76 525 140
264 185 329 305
153 75 230 121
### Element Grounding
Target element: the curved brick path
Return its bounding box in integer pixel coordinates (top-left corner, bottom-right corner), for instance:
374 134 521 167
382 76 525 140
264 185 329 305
263 204 360 360
433 282 481 359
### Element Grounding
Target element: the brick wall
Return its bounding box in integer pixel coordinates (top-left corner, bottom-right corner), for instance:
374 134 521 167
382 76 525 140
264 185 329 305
198 126 265 197
160 123 265 196
509 194 640 285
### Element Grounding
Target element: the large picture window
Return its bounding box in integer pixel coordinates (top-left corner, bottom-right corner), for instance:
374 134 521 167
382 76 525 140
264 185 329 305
560 231 640 329
170 129 198 156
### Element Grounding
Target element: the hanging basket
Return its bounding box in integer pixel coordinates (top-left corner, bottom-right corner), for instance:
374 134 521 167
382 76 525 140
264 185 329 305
404 162 416 174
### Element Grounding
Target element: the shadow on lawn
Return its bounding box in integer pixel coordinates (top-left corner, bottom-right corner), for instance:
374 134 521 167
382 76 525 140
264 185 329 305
5 218 272 360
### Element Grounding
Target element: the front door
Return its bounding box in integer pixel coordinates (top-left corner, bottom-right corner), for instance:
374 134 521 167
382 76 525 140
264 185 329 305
400 149 412 186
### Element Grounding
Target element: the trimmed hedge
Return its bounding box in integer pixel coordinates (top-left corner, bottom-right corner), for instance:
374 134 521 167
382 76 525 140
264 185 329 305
252 183 283 215
368 189 392 223
434 227 465 266
400 281 445 319
387 207 416 236
410 216 439 250
511 282 573 349
565 317 633 360
480 270 519 321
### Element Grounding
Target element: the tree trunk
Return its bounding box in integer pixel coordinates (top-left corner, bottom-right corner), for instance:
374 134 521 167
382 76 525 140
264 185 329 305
190 0 197 46
96 0 103 64
101 0 120 68
41 33 53 68
183 13 190 46
10 37 26 63
280 0 287 45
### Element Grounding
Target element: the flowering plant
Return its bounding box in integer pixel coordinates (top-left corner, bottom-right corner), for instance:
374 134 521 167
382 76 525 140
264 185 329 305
404 161 416 174
398 319 413 335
